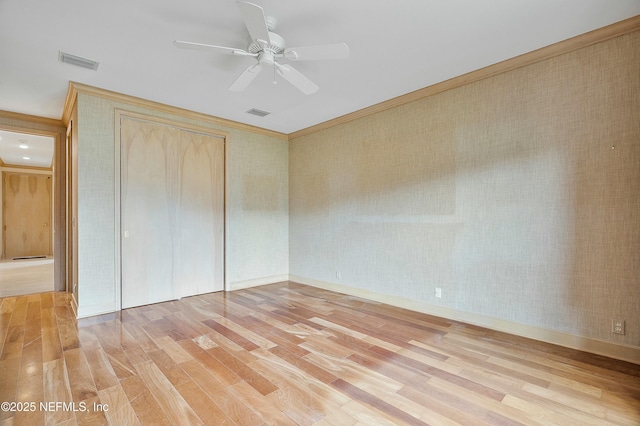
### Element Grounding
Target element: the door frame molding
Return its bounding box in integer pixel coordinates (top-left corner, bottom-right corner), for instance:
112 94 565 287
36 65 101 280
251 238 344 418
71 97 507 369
114 109 228 311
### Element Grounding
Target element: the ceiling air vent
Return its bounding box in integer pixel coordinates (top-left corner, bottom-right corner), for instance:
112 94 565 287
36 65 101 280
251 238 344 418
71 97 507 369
246 108 270 117
58 51 100 70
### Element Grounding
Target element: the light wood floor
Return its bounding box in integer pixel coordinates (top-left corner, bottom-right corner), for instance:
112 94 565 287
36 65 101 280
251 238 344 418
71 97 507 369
0 282 638 425
0 258 54 298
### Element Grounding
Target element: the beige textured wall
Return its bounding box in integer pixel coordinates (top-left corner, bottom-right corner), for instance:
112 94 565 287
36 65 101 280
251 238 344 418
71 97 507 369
75 94 289 316
290 32 640 347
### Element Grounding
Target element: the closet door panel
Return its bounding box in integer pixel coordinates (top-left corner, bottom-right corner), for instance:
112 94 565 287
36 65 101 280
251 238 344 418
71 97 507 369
207 133 225 294
121 120 175 308
176 133 216 297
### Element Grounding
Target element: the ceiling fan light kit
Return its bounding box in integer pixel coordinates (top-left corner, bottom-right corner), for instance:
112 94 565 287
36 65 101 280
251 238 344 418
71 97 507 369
174 1 349 94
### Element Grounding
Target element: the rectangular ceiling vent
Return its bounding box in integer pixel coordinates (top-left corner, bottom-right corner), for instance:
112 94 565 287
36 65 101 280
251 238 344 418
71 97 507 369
246 108 270 117
58 51 100 70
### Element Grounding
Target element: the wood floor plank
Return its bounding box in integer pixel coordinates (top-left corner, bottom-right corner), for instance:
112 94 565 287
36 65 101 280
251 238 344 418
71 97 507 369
15 332 45 425
102 346 138 381
42 357 75 425
74 394 109 425
180 359 265 425
22 300 41 347
520 382 635 425
175 379 234 425
153 335 193 365
0 311 12 354
134 360 201 426
120 374 172 425
307 350 405 396
239 313 309 351
333 378 429 426
204 316 273 351
257 349 351 414
1 325 24 361
146 349 192 388
0 357 20 422
98 384 140 426
118 320 159 354
40 292 54 309
0 282 638 425
42 324 63 363
163 314 207 341
7 296 28 327
83 348 120 391
57 317 80 352
269 344 338 384
16 330 44 405
249 354 333 425
502 393 599 425
64 347 99 402
177 339 240 386
171 309 221 336
208 345 278 396
0 297 17 314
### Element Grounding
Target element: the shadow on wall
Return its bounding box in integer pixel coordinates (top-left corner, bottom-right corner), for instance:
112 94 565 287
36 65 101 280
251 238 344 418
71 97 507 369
288 32 640 346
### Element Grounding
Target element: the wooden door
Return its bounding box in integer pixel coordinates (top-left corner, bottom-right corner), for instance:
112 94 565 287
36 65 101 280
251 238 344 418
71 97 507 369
3 172 52 259
120 117 224 309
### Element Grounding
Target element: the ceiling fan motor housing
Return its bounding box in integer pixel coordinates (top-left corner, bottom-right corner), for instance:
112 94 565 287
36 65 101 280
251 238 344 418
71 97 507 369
248 31 285 58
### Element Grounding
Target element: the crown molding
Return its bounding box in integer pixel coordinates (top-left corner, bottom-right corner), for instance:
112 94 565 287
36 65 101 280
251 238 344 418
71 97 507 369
289 14 640 140
50 15 640 141
0 110 63 128
61 81 78 126
63 82 288 140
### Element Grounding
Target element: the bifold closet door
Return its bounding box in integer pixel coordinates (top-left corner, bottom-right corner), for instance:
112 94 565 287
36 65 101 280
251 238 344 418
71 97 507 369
120 118 224 309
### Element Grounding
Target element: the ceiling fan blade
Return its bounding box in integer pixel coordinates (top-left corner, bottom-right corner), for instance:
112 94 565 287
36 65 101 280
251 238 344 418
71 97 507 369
275 63 319 95
229 63 263 91
173 40 256 56
237 1 271 44
283 43 350 61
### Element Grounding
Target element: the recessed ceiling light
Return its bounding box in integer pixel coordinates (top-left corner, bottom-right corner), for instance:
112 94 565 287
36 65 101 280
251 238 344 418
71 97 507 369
22 156 31 160
19 143 28 149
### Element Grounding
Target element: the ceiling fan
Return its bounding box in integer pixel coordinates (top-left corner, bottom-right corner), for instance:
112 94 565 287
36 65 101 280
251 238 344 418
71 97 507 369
174 1 349 95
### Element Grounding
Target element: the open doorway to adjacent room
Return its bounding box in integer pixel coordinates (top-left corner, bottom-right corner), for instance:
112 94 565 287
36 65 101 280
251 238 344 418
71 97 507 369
0 129 55 297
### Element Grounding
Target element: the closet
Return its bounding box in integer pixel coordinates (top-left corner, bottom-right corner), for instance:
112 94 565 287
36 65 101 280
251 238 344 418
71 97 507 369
119 115 224 308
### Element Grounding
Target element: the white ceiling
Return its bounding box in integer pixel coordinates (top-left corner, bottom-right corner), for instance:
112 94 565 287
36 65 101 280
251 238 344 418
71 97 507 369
1 1 639 134
0 130 54 168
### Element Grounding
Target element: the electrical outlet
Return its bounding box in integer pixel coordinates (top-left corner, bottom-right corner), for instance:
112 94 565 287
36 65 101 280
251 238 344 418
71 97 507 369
612 319 625 335
435 287 442 298
336 271 341 280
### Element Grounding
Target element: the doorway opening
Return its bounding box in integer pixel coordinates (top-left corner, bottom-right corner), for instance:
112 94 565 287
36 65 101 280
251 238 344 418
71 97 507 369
0 129 55 297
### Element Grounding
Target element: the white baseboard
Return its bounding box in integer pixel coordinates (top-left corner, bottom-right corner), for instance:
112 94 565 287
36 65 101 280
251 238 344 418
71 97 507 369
289 274 640 365
74 274 289 317
228 274 289 291
76 301 116 319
